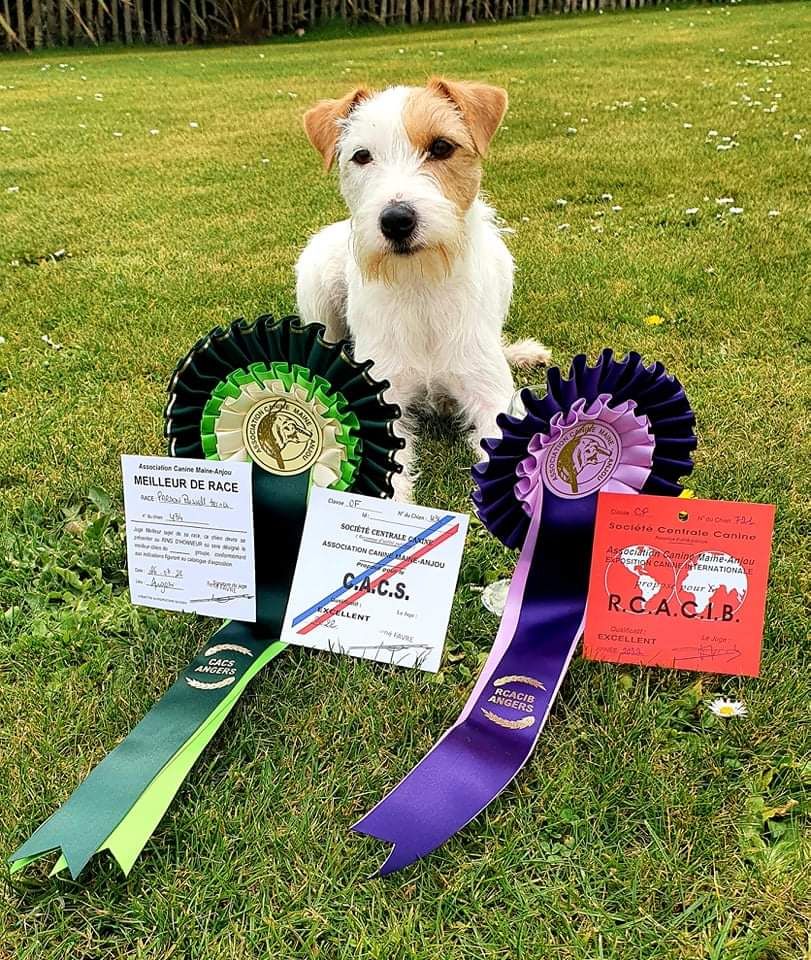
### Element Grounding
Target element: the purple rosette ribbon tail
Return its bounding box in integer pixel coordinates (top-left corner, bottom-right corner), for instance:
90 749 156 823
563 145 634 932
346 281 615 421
353 350 696 875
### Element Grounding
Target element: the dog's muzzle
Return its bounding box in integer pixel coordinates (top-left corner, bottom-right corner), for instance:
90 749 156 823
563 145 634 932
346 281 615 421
379 203 418 248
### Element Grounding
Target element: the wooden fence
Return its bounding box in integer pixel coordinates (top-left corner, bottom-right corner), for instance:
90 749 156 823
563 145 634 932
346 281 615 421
0 0 690 50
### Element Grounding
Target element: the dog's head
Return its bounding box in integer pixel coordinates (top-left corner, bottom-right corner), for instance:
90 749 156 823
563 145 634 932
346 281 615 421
303 79 508 283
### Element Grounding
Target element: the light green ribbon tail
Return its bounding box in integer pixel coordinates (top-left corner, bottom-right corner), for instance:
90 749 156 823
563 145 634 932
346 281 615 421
15 639 286 877
9 359 363 879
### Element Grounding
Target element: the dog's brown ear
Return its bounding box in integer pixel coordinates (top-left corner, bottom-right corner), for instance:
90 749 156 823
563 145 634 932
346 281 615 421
428 78 508 156
303 87 371 171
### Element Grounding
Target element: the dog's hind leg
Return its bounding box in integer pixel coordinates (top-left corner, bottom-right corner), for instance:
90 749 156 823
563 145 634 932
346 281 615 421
295 220 351 342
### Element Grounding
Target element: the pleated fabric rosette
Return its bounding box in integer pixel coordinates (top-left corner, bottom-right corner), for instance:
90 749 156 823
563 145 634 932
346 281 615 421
354 350 696 875
10 315 402 879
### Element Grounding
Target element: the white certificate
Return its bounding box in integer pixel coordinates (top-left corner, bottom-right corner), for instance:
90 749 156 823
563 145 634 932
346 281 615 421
121 455 256 622
281 488 469 671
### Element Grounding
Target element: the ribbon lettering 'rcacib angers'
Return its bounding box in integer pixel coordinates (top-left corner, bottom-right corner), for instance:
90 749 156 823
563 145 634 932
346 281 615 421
10 315 403 880
353 351 696 875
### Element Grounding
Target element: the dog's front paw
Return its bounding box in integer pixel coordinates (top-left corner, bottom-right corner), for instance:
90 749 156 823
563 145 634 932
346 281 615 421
468 421 501 454
391 470 415 503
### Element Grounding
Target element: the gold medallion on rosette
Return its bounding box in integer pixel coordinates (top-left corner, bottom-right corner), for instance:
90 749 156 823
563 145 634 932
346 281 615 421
200 361 362 490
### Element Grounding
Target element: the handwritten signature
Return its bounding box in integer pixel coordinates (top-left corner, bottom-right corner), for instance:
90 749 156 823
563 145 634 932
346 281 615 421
671 644 742 663
188 593 254 604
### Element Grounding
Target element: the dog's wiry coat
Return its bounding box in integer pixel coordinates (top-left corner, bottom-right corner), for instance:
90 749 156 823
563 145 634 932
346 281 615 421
296 79 549 499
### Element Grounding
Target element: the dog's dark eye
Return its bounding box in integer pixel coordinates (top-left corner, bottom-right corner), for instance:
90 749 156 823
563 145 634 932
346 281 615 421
428 138 455 160
351 149 373 165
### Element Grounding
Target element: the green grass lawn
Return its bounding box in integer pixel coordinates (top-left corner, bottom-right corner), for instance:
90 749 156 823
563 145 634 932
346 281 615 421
1 4 809 957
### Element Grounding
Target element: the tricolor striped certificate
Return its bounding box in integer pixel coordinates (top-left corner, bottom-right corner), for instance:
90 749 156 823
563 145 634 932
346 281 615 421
281 487 469 671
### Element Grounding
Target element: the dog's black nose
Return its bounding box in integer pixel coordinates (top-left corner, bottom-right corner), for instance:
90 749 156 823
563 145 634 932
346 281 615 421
380 203 418 243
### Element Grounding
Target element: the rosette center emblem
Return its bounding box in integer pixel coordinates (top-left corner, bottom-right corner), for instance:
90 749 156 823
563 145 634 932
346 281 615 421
242 396 323 475
542 421 621 498
513 394 659 518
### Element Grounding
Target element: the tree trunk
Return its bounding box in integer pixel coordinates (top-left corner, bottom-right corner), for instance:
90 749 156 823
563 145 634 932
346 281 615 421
84 0 94 40
15 0 25 48
188 0 196 39
2 0 12 49
135 0 145 40
172 0 179 41
32 0 42 45
159 0 166 41
44 0 55 44
123 0 132 40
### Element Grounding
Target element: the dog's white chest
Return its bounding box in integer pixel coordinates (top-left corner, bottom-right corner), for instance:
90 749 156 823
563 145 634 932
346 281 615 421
345 210 514 382
347 277 466 376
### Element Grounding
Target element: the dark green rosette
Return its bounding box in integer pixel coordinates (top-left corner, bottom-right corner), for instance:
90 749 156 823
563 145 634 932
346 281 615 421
9 315 402 879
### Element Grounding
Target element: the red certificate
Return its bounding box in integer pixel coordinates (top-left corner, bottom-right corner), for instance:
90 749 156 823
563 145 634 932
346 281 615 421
583 492 775 677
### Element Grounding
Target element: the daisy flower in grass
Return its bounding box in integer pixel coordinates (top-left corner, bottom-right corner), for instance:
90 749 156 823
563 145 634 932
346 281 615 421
709 697 747 718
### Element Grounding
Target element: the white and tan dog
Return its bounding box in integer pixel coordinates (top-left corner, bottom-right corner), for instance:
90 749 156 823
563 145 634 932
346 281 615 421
295 78 549 499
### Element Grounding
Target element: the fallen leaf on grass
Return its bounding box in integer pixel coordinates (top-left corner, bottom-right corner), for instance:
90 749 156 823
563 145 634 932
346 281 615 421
17 248 70 268
481 579 510 616
762 798 799 819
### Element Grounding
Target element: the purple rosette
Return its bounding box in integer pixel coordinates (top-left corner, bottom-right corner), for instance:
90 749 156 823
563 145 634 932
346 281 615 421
475 350 697 548
353 350 696 875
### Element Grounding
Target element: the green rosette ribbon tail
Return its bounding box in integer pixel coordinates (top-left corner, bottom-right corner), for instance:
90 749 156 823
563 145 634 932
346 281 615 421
9 315 403 879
